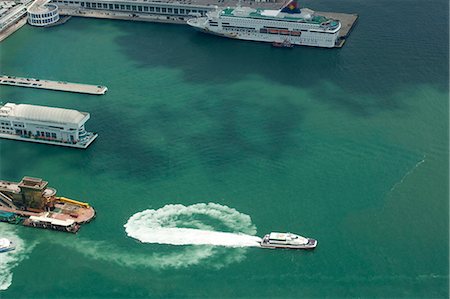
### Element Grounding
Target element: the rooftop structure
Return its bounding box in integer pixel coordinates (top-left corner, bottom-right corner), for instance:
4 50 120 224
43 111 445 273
0 102 98 148
27 0 60 26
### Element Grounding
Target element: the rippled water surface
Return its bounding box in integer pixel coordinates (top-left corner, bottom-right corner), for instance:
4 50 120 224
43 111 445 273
0 0 448 297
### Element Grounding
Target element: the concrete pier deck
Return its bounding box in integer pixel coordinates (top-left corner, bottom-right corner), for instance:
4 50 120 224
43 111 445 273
316 11 359 48
0 75 108 95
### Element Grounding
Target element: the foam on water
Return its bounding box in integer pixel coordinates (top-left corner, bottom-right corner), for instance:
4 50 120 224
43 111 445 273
55 238 247 269
52 203 260 269
124 203 262 247
0 224 35 291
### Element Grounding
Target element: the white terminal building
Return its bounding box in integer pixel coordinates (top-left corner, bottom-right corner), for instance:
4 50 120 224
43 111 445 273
27 1 60 26
0 102 97 148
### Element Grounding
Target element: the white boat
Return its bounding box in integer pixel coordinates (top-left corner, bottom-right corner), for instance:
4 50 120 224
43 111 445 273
260 232 317 249
0 238 15 253
187 0 341 48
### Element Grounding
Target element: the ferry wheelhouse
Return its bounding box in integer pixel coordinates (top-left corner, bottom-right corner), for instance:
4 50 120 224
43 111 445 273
260 232 317 249
188 0 341 48
0 102 97 148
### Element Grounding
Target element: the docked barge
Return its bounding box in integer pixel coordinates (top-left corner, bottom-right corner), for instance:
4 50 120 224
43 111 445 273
0 177 95 233
0 102 98 149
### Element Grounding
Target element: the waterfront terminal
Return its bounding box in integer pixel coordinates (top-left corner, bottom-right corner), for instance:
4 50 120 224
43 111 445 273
52 0 357 46
0 177 95 233
1 0 357 46
0 102 98 148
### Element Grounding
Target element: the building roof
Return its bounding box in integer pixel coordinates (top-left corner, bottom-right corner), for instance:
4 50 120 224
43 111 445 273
1 103 88 125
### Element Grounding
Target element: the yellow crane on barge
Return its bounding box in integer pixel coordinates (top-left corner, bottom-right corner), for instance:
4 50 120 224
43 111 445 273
56 197 90 208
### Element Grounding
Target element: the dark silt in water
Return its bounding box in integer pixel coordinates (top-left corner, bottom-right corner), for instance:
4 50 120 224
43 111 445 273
0 0 448 297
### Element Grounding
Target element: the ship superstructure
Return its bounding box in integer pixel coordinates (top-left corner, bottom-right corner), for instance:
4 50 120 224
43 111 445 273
188 0 341 48
0 177 95 233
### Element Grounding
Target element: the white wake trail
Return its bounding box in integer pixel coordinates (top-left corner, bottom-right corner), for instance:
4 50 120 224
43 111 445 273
124 203 262 247
0 224 36 291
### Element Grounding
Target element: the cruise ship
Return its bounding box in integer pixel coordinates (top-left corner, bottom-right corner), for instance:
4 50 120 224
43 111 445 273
0 102 97 148
187 0 341 48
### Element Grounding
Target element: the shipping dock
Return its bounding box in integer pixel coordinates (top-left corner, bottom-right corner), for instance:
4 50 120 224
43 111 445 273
0 75 107 95
0 177 95 233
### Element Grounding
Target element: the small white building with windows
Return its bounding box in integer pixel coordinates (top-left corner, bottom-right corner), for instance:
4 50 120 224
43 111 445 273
0 102 97 148
27 2 60 26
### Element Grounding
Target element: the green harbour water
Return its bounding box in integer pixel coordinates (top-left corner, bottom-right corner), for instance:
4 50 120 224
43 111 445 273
0 0 448 297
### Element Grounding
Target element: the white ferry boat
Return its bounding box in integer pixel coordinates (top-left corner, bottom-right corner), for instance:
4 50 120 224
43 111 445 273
260 232 317 249
187 0 341 48
0 102 97 148
0 238 15 252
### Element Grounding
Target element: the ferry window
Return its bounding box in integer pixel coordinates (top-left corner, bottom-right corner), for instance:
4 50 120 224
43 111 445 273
138 6 142 11
149 7 154 12
143 6 148 11
114 4 119 9
186 9 190 13
132 5 136 11
69 1 73 3
120 4 124 9
155 7 160 12
80 2 84 6
51 133 57 138
126 5 131 10
167 8 172 13
180 9 184 14
45 132 50 137
174 8 178 14
109 4 113 9
103 3 108 8
91 2 96 8
162 8 166 13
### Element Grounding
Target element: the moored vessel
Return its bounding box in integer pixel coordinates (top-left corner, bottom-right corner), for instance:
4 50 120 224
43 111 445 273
260 232 317 249
0 238 15 252
188 0 341 48
0 177 95 233
0 102 97 149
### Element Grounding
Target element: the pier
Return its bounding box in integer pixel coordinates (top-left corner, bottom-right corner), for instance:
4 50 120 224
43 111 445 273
0 75 108 95
315 11 358 48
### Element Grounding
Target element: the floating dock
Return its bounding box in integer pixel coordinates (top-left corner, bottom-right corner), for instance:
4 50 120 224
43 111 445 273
0 75 108 95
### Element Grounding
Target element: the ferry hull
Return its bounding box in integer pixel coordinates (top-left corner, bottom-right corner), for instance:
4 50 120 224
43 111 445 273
260 239 317 250
0 245 15 253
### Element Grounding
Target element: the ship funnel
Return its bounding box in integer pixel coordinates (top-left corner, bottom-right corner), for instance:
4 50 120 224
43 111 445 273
280 0 301 14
